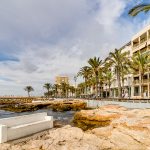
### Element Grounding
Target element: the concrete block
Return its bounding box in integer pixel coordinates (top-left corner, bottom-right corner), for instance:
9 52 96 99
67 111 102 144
0 125 7 143
0 113 53 143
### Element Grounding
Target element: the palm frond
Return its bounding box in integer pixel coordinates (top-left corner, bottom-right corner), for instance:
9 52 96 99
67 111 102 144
129 4 150 16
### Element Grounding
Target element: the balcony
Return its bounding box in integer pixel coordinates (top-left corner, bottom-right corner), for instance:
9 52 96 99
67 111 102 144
140 38 147 44
133 80 140 85
134 93 140 96
133 79 149 85
132 38 139 52
133 43 139 48
132 35 148 53
140 33 147 43
143 79 149 84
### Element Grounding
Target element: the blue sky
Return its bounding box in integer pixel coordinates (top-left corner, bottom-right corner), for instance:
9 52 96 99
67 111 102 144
0 0 150 96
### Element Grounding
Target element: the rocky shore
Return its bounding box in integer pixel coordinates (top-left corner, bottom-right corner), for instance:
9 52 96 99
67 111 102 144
0 99 87 112
73 105 125 130
48 100 87 111
1 104 150 150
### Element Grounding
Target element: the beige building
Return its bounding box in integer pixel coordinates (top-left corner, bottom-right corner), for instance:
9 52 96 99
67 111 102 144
55 76 69 85
131 25 150 98
55 76 69 97
104 25 150 99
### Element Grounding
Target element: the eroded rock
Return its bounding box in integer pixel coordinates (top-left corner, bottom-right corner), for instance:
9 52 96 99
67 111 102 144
73 106 121 130
0 99 86 112
1 105 150 149
48 100 87 112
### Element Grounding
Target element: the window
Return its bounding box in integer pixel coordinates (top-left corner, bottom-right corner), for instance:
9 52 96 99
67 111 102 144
134 86 139 96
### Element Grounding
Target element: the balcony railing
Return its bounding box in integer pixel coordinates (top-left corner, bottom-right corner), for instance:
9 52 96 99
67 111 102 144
133 79 149 84
133 43 139 48
133 80 140 84
143 79 149 83
140 38 147 44
134 93 140 96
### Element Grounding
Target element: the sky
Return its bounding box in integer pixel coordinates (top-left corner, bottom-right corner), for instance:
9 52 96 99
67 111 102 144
0 0 150 96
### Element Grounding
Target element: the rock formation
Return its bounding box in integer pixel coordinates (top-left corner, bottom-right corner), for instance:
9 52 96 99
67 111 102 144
48 100 87 111
1 105 150 149
0 99 86 112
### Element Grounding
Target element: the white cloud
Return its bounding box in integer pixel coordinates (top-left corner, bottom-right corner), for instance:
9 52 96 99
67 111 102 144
0 0 149 95
96 0 126 25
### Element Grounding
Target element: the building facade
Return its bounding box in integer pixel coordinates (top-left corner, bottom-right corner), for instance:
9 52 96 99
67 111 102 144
55 76 70 97
131 25 150 99
55 76 69 85
104 25 150 99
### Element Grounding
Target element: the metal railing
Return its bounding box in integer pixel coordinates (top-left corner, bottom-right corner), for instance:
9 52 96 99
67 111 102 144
133 79 149 84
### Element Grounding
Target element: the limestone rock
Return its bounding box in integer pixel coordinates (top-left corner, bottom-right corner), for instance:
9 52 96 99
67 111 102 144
48 100 87 111
1 105 150 149
73 108 121 130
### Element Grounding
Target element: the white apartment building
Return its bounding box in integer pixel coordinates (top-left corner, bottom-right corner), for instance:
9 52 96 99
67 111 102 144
80 25 150 99
105 25 150 99
131 25 150 99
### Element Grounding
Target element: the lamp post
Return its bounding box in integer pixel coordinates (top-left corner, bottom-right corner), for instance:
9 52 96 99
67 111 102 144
74 76 77 98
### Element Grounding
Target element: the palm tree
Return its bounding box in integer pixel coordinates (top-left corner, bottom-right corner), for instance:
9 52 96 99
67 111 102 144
43 83 52 97
103 62 114 97
60 82 69 98
24 86 34 97
53 84 59 98
88 57 103 98
129 4 150 16
106 49 129 98
103 70 113 97
121 56 131 94
77 82 86 97
131 52 150 97
69 86 75 97
87 77 96 97
65 84 70 98
77 66 91 96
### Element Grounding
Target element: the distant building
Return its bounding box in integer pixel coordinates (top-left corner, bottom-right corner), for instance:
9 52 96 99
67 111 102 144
55 76 70 97
55 76 69 85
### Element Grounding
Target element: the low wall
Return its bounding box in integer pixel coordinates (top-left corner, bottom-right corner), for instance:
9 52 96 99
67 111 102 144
85 100 150 109
0 113 53 143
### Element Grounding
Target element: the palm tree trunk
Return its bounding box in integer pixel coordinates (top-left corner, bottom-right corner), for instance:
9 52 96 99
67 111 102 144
117 70 122 98
106 85 108 98
66 89 68 98
75 88 76 98
28 91 30 97
48 89 50 98
95 76 99 98
55 90 57 98
141 74 143 98
99 82 101 98
85 79 88 97
108 82 111 98
101 84 104 98
122 77 125 96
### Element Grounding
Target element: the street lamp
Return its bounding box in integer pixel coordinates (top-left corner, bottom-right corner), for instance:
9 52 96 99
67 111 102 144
74 76 77 98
